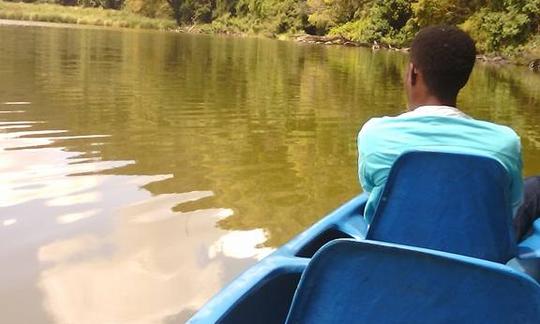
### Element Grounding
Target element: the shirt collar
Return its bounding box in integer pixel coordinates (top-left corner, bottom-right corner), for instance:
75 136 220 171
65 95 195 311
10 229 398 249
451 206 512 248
399 105 471 119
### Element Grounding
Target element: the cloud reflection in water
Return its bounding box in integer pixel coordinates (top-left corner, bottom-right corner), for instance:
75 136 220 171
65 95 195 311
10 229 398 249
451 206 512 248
0 116 272 324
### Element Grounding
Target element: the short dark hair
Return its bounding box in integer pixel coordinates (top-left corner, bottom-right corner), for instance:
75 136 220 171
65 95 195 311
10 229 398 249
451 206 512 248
410 25 476 101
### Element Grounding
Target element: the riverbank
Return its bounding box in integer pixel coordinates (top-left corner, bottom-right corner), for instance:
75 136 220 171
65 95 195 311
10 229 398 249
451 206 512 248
0 1 175 30
294 34 540 68
0 0 538 68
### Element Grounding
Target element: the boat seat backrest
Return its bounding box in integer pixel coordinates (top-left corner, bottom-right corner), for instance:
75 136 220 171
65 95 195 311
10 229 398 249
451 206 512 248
285 239 540 324
366 151 516 263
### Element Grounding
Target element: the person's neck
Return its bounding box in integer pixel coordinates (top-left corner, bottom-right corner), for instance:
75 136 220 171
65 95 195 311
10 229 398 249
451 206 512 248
408 96 457 111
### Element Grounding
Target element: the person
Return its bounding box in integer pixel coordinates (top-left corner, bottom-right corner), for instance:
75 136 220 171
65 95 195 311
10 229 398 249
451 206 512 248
357 25 539 240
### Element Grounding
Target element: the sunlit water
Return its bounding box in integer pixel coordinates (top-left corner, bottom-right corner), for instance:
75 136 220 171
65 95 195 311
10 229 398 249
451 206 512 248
1 22 540 324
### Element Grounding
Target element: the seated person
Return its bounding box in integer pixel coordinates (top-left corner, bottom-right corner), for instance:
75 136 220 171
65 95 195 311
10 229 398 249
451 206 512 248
358 25 539 240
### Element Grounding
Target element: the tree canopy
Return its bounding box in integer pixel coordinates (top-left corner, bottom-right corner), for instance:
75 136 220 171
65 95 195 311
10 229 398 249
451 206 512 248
9 0 540 53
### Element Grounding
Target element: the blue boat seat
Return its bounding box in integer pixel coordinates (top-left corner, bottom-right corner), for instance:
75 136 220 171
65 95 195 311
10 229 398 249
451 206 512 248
514 219 540 280
366 151 516 263
188 195 369 324
285 239 540 324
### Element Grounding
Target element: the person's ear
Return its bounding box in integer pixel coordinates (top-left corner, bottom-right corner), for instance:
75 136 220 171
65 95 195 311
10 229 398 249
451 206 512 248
410 63 418 86
405 62 416 87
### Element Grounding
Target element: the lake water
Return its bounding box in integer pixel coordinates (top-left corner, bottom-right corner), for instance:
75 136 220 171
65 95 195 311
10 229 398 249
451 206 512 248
1 22 540 324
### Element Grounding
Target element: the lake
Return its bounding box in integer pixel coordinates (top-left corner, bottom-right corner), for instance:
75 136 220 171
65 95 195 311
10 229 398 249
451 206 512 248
1 22 539 324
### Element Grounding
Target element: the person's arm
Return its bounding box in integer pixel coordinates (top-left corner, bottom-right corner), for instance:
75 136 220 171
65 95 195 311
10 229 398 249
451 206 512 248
357 121 376 194
511 152 524 217
358 152 373 194
502 129 524 217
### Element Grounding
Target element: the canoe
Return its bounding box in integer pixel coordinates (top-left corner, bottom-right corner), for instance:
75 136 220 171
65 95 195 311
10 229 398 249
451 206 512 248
188 152 540 323
188 194 369 324
188 193 540 323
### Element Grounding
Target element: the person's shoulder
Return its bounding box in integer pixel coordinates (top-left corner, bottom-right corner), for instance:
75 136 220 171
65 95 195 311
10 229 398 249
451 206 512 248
358 116 394 141
357 117 390 154
359 117 382 132
359 114 404 132
358 113 426 144
469 119 521 154
472 119 520 140
492 123 521 152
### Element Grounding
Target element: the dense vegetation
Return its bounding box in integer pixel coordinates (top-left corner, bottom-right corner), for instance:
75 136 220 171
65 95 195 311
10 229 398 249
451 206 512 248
0 1 176 28
2 0 539 55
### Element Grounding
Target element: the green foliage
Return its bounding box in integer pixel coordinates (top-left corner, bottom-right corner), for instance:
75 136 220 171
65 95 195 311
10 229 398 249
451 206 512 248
328 19 366 41
2 0 539 54
0 0 176 28
324 0 538 52
410 0 476 27
367 0 411 39
329 0 412 46
181 0 213 23
410 0 446 26
77 0 122 9
124 0 170 19
207 0 306 34
264 0 307 33
213 0 236 17
306 0 365 34
461 0 539 53
462 9 529 53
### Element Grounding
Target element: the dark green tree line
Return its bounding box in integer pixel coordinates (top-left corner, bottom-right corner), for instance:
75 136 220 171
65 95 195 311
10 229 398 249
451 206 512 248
8 0 540 53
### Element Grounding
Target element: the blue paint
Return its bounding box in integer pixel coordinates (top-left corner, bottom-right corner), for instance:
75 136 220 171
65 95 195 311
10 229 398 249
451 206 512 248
286 240 540 324
367 151 516 262
189 152 540 323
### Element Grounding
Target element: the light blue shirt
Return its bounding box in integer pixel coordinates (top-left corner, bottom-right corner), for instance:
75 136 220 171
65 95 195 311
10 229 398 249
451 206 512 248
358 105 523 224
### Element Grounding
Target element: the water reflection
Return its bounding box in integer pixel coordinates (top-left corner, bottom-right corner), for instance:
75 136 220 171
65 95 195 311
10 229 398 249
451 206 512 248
37 206 268 324
3 218 17 226
0 120 269 323
1 23 540 324
0 98 276 324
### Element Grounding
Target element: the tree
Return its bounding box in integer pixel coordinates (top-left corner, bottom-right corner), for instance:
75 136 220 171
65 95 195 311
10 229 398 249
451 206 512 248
307 0 368 34
167 0 183 25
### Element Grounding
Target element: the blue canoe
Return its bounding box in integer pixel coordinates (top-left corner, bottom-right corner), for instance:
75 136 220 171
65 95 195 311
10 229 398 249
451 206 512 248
189 152 540 323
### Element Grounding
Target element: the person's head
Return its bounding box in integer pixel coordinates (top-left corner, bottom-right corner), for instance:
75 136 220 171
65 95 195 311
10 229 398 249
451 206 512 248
405 25 476 109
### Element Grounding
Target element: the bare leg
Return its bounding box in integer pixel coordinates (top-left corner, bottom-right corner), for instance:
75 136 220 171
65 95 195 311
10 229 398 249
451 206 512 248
514 176 540 241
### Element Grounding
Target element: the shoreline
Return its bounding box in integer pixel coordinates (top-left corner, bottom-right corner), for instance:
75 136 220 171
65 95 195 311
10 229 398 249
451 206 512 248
0 15 536 69
0 0 176 30
293 34 534 67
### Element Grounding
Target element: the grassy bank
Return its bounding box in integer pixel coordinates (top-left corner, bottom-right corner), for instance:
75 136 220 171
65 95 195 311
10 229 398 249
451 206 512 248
0 1 537 67
0 1 175 30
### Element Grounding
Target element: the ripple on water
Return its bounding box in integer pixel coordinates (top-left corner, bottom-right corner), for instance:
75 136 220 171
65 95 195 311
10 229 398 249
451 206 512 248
2 24 540 324
0 109 271 324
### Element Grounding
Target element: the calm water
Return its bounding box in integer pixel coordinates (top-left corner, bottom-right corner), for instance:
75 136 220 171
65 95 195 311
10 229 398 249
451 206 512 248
1 22 540 324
